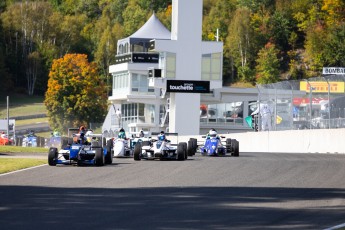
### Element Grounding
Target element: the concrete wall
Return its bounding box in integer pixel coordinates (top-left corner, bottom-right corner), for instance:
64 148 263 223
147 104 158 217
179 128 345 154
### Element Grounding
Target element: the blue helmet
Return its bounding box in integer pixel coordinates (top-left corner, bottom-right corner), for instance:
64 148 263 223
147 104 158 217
158 134 165 141
158 131 165 141
118 132 126 139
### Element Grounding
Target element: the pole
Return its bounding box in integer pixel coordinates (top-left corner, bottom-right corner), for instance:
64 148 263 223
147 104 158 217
323 77 331 129
306 80 312 129
7 96 9 137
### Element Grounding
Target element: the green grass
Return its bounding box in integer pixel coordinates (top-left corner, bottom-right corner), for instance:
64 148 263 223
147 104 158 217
0 158 47 174
0 145 47 153
15 117 49 126
0 95 46 119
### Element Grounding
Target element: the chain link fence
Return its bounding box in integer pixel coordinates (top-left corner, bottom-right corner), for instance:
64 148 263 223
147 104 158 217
255 74 345 131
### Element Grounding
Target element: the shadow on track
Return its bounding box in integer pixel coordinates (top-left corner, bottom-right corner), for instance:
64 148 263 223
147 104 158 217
0 185 344 230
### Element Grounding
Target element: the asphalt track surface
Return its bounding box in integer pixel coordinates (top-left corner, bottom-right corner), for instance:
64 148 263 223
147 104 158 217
1 152 345 230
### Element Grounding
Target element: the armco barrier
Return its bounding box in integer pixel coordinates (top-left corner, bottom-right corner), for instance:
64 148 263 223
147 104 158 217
179 128 345 154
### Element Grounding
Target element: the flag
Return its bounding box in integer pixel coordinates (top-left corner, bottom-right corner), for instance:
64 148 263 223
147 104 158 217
245 116 253 128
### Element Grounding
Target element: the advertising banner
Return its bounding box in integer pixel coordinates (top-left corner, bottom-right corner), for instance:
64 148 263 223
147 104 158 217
322 67 345 75
166 80 210 93
300 81 344 93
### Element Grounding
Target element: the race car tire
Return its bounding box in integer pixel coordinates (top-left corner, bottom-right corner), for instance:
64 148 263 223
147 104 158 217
181 142 188 159
105 147 113 164
226 138 232 153
106 139 113 155
187 141 194 156
134 143 142 161
231 139 237 155
189 138 197 155
48 147 57 166
95 148 104 166
233 140 240 157
142 141 151 147
177 143 185 161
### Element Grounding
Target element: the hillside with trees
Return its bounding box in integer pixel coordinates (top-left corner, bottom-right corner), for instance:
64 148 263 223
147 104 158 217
0 0 344 96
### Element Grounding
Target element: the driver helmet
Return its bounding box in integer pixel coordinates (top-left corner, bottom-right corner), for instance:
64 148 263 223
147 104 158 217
79 126 86 134
209 129 217 137
118 131 126 139
158 131 165 141
139 130 145 137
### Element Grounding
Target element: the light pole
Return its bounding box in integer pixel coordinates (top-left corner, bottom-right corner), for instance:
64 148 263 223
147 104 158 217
306 80 314 129
323 77 331 129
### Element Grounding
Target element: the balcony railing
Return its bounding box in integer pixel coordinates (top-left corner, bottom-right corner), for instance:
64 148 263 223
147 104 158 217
115 52 159 64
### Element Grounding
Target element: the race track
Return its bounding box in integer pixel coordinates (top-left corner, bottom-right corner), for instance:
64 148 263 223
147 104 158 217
1 152 345 230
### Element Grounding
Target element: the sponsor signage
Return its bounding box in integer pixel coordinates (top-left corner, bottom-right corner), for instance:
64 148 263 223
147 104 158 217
166 80 210 93
115 53 159 64
322 67 345 75
300 81 345 93
132 53 159 63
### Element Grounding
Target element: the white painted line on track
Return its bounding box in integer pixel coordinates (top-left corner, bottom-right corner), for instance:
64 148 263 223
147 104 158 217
324 223 345 230
0 164 47 177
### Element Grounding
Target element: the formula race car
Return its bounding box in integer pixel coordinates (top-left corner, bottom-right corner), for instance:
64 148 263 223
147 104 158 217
106 131 152 158
112 137 133 157
133 132 188 161
0 133 13 145
22 131 37 147
198 135 239 157
45 132 62 148
48 128 113 166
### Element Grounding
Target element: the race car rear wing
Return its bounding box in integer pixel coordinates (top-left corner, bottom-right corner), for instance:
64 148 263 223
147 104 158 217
151 132 178 136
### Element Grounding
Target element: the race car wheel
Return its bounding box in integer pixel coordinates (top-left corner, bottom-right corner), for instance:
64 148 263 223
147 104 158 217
106 139 113 155
233 140 239 157
189 138 197 155
187 141 194 156
48 147 57 166
177 143 185 161
134 143 142 161
192 138 197 154
95 148 104 166
105 147 113 164
226 138 232 153
181 142 188 159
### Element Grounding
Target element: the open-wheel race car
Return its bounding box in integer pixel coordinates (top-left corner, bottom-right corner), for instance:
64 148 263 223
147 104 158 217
22 130 37 147
197 133 239 157
133 132 188 161
105 131 152 158
48 128 113 166
0 132 14 145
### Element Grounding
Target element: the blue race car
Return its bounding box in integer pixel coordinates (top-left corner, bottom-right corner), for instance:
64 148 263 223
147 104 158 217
199 135 239 157
45 132 62 148
22 131 37 147
48 129 113 166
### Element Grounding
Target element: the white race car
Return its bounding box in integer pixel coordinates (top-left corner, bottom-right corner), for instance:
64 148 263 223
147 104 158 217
133 132 188 161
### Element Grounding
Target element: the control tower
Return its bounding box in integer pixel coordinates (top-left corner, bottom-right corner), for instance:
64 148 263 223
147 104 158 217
149 0 223 135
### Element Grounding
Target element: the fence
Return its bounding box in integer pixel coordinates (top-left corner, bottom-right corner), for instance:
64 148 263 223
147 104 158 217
256 74 345 131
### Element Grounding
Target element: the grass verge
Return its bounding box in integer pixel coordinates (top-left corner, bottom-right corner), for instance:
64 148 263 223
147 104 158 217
0 158 47 174
0 145 47 153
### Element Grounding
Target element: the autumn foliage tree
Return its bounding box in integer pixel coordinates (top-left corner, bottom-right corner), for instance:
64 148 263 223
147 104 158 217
44 53 108 132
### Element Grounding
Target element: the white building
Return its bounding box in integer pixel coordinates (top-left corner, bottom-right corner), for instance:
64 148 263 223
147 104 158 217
102 0 259 136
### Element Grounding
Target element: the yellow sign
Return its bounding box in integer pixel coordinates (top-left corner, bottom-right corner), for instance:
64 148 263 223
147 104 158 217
300 81 344 93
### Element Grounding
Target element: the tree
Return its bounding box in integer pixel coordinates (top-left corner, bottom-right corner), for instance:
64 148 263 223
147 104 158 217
45 53 108 132
226 7 255 83
255 42 280 84
122 0 147 37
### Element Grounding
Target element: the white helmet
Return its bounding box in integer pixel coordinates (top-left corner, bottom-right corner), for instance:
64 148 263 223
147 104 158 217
209 130 217 137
